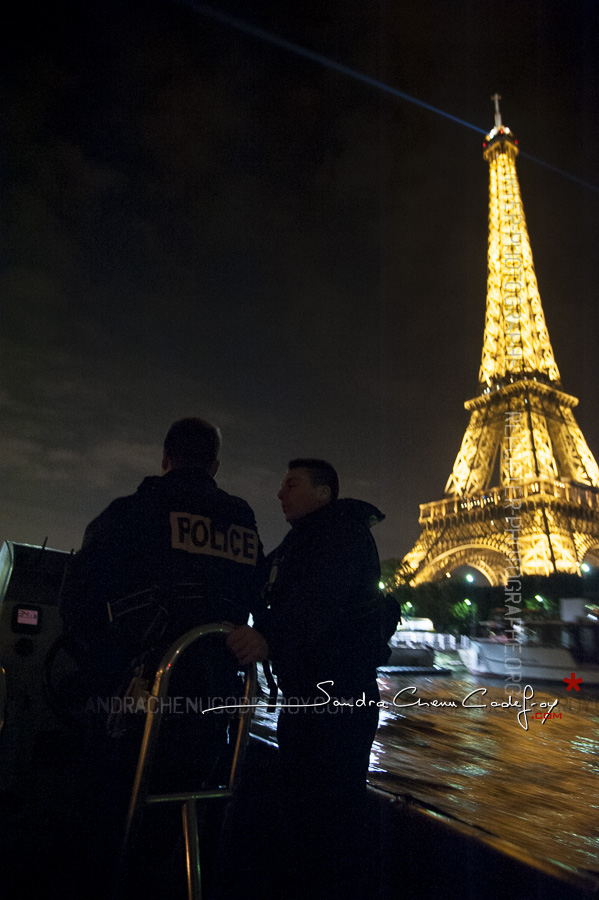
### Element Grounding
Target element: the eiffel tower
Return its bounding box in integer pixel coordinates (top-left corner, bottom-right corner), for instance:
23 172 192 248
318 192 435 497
403 96 599 586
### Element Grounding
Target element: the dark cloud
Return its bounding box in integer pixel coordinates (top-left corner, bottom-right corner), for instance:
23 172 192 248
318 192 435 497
2 0 598 559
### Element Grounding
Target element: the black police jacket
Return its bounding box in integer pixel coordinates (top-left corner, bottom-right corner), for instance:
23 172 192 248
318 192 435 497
61 467 264 681
258 498 385 699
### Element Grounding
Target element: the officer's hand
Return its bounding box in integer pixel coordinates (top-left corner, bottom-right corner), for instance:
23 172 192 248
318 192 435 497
226 625 269 664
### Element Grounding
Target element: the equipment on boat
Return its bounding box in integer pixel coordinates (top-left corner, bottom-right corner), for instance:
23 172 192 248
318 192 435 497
118 622 256 900
0 541 72 788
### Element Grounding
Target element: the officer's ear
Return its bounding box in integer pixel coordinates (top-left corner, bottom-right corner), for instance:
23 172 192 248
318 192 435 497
318 484 331 504
162 451 172 474
208 459 220 478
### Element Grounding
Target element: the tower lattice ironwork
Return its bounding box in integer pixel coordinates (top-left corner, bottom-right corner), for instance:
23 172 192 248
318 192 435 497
403 97 599 586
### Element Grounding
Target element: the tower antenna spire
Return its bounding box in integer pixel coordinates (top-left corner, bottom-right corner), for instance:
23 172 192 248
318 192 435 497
491 92 502 129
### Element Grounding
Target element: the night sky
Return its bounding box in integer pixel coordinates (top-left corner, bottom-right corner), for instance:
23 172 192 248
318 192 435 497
3 0 599 561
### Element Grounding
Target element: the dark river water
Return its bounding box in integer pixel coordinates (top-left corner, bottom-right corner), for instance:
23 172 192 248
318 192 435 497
252 655 599 875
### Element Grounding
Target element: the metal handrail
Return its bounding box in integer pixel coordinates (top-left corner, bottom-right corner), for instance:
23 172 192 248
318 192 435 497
120 622 257 900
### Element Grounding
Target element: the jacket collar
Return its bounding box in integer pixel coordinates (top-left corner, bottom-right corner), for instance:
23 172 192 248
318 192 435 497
291 498 385 530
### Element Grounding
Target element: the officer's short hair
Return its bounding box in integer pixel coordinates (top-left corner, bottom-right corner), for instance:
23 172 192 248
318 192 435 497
164 418 221 469
288 458 339 501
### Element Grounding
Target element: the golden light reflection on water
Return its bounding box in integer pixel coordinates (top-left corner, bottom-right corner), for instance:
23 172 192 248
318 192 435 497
370 669 599 872
251 665 599 872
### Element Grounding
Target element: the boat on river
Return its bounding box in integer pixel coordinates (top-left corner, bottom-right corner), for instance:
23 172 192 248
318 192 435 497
386 643 435 667
385 638 435 668
384 617 436 668
458 617 599 683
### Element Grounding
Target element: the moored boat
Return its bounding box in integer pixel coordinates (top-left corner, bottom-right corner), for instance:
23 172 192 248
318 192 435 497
385 617 436 667
385 641 435 668
458 617 599 683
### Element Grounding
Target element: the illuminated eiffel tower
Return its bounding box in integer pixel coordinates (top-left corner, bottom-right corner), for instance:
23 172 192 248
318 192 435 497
403 96 599 586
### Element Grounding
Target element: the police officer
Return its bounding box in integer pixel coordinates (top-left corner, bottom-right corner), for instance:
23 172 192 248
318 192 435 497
61 416 267 684
258 458 385 900
59 417 267 898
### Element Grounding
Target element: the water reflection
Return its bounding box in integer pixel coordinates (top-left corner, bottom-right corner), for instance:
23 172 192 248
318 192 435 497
369 664 599 872
252 661 599 872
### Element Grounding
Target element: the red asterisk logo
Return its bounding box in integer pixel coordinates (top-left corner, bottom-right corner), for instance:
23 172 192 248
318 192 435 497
563 672 583 691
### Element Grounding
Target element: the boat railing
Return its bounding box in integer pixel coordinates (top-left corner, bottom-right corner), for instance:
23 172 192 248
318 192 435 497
118 621 257 900
393 631 467 651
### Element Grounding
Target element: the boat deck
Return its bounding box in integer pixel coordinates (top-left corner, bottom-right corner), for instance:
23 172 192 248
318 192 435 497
2 725 598 900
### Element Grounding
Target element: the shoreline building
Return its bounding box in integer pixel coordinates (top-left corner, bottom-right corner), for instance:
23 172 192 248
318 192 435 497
403 97 599 586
